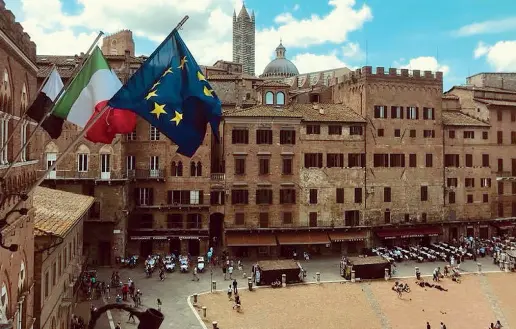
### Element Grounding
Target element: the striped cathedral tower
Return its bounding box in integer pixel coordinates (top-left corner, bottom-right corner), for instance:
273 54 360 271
232 4 255 76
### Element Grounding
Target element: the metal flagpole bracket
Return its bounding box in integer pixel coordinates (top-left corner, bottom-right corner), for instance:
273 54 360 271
176 16 189 30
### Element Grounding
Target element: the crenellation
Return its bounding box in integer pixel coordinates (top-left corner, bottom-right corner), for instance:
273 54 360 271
401 68 409 77
376 67 384 75
0 7 37 61
413 69 420 78
424 70 433 78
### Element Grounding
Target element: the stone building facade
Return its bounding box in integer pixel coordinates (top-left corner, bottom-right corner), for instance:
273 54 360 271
232 4 255 76
32 187 93 329
0 1 39 328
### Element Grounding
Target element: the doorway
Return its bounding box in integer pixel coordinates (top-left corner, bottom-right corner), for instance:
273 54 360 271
188 239 200 256
100 154 111 179
46 153 57 178
98 241 111 266
140 240 153 257
450 227 458 241
169 239 180 255
209 213 224 248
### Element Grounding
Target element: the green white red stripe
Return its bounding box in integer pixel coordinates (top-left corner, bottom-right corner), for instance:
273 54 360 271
53 46 122 127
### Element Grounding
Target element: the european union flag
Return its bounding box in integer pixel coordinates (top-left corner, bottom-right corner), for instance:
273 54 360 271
108 30 221 157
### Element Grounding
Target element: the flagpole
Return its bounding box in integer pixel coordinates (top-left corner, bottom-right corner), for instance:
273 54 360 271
0 63 56 154
0 31 104 181
0 17 191 231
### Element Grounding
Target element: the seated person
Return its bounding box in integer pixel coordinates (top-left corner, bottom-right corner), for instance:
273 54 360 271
434 284 448 292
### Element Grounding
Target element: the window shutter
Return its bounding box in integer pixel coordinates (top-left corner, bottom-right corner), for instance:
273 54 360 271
431 108 435 120
400 107 404 119
384 106 388 118
416 107 419 119
391 106 396 118
423 108 427 120
374 106 379 118
149 189 154 205
167 191 172 204
199 191 204 204
401 154 406 167
318 153 323 168
406 107 410 118
244 190 249 203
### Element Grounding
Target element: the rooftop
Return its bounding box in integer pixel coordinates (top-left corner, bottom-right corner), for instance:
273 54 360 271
447 85 516 95
442 111 490 127
33 187 95 237
474 98 516 107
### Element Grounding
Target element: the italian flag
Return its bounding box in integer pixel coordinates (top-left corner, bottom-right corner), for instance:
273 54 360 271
53 46 136 143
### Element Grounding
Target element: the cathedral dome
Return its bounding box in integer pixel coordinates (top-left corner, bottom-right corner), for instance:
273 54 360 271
261 42 299 78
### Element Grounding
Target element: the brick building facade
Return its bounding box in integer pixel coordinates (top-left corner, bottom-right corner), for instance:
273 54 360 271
0 1 39 328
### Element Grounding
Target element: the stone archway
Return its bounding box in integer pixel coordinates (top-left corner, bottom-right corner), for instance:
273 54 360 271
209 213 224 248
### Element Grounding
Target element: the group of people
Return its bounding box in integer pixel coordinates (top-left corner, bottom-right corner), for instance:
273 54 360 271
391 281 410 297
426 321 447 329
488 320 504 328
226 279 241 311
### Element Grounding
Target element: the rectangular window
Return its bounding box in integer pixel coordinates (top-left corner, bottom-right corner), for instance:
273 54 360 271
327 153 344 168
389 154 405 167
259 158 270 175
409 129 416 138
309 212 318 227
190 191 201 204
481 178 492 188
498 203 504 217
449 191 456 204
282 158 293 175
232 129 249 144
465 154 473 167
235 158 246 175
406 106 418 120
498 158 503 172
328 125 342 135
483 194 489 203
409 154 417 167
449 130 455 139
235 213 245 225
373 154 389 167
384 187 391 202
136 188 153 206
256 130 272 144
283 212 293 224
280 130 295 144
259 213 269 228
482 154 490 167
483 131 488 140
498 182 504 195
374 105 387 118
463 131 474 139
210 191 225 205
231 189 249 204
309 189 318 204
349 126 363 135
126 155 136 175
306 124 320 134
444 154 460 167
279 189 296 204
256 189 273 205
354 188 362 203
467 195 473 204
426 154 433 167
447 178 458 187
126 128 137 141
336 188 344 203
149 125 160 141
348 153 365 167
304 153 323 168
345 211 360 226
421 186 428 201
394 129 401 137
423 130 435 138
423 107 435 120
391 106 403 119
377 129 384 137
497 110 502 121
77 153 88 172
497 131 503 144
512 132 516 144
512 181 516 194
465 178 475 188
44 272 49 298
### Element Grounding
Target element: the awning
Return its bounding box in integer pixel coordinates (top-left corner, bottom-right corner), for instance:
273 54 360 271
491 221 515 230
225 232 277 247
129 235 208 241
376 227 442 240
329 231 367 242
276 231 330 245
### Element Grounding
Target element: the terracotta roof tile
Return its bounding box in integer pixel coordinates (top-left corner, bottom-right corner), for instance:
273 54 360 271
223 103 365 123
33 187 95 237
256 81 291 89
474 98 516 107
207 74 239 80
442 111 490 127
442 95 459 99
451 85 516 95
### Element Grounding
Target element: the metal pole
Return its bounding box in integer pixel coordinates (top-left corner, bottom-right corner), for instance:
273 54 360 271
0 63 56 154
0 31 104 181
210 268 213 293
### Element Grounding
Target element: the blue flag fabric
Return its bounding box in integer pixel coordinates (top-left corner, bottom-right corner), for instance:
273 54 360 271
108 30 221 157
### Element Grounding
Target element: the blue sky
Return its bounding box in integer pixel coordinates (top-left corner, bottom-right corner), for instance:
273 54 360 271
6 0 516 90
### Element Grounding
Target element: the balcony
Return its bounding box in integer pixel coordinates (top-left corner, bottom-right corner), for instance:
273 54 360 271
225 219 363 230
39 170 128 181
496 171 516 179
211 173 225 181
128 169 166 181
135 202 209 210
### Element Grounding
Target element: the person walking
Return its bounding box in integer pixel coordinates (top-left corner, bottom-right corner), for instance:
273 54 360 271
227 285 233 300
192 267 200 281
427 322 431 329
228 264 234 280
157 298 162 311
128 311 135 323
232 279 238 295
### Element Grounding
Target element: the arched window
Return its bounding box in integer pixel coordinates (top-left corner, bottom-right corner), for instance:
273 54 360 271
190 161 196 176
1 281 9 320
110 39 117 55
265 91 274 105
177 161 183 176
171 161 177 176
276 92 285 105
196 161 202 177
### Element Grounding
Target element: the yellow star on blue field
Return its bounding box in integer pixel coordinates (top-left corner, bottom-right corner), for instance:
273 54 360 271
178 56 188 69
203 86 214 97
171 111 183 125
150 102 167 119
197 71 206 81
162 67 173 77
151 81 161 90
145 90 158 100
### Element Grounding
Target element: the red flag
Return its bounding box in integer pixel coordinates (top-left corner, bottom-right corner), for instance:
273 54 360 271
85 100 137 144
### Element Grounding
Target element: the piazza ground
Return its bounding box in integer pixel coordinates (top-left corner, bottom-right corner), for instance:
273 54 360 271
77 257 511 329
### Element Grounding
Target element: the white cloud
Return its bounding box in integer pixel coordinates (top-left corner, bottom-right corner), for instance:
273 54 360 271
394 56 450 75
454 17 516 36
474 40 516 71
11 0 371 75
293 4 300 11
292 52 351 73
341 42 363 60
